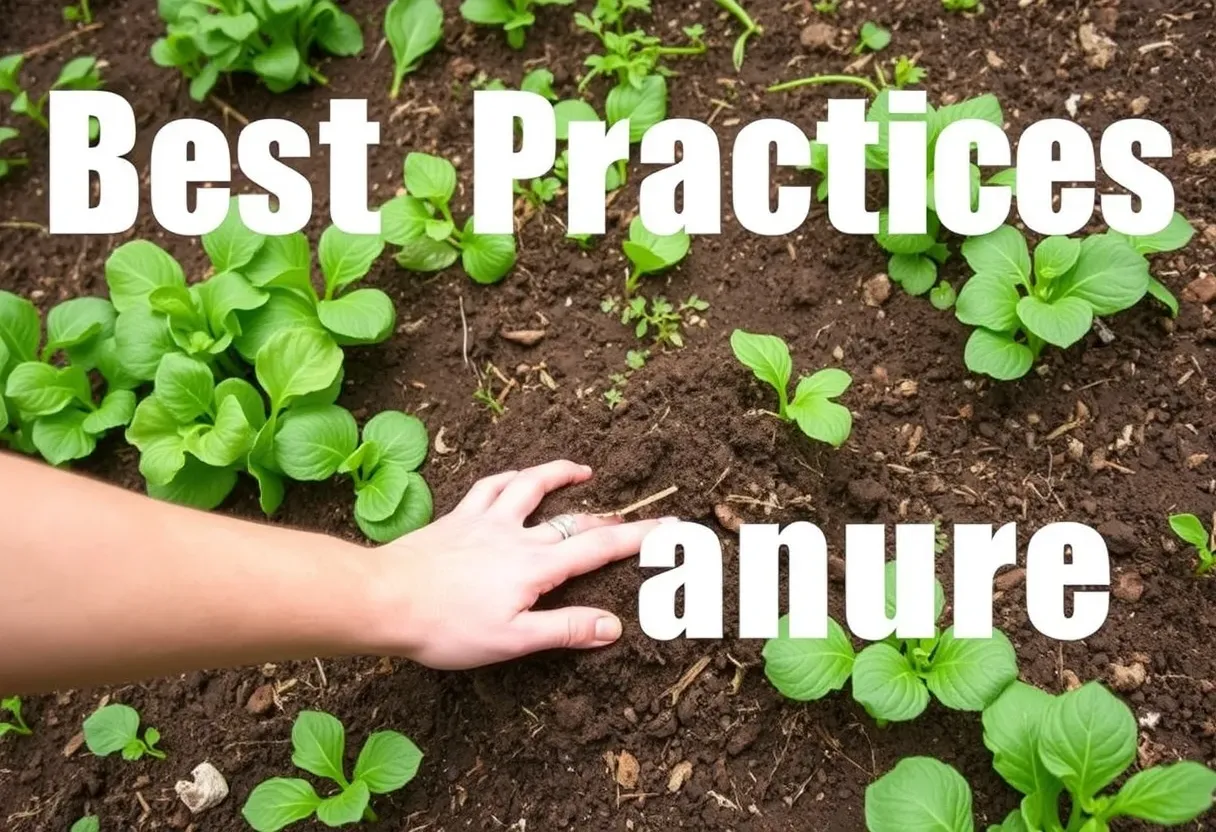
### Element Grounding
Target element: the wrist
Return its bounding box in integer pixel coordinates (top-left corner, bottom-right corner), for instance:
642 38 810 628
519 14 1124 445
347 542 425 659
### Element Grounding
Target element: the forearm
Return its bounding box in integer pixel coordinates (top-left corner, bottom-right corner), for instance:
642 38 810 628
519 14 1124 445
0 453 381 693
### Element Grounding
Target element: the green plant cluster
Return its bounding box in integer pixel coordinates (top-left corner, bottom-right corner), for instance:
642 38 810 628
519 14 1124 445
151 0 365 101
0 54 104 140
83 703 166 761
242 710 423 831
865 682 1216 830
1170 512 1214 576
460 0 574 50
763 561 1017 721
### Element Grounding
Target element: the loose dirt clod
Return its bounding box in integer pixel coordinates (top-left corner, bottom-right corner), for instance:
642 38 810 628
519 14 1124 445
1110 662 1147 692
799 22 836 50
499 329 547 346
1078 23 1117 69
1113 571 1145 603
174 762 229 814
862 274 891 307
714 503 742 533
1182 274 1216 305
667 761 693 793
615 750 640 789
245 683 276 715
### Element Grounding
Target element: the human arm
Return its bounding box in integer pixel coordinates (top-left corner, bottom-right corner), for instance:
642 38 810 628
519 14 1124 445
0 454 661 693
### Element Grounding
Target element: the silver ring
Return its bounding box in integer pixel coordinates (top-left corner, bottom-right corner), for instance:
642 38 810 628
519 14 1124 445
546 514 579 540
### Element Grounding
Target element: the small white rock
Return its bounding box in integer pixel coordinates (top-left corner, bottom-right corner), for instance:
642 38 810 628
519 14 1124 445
175 762 229 815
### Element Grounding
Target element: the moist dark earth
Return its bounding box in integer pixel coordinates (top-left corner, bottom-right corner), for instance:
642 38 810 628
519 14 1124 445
2 0 1216 829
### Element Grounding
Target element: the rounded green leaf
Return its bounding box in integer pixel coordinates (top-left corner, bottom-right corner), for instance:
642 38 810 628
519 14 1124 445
291 710 348 783
46 297 116 352
795 368 852 400
127 396 187 486
32 409 96 465
356 463 412 523
83 703 140 756
379 195 432 245
605 75 667 143
982 681 1062 798
852 643 930 722
82 389 137 436
865 757 975 832
5 362 92 416
955 273 1021 332
876 211 940 256
256 329 344 413
386 0 444 92
356 472 433 542
1015 295 1093 349
889 254 937 296
624 216 689 275
362 410 428 470
354 730 424 794
114 307 178 381
273 404 358 481
762 615 855 701
315 9 364 55
318 227 385 294
395 236 460 273
317 288 396 344
961 225 1031 285
404 152 457 203
929 282 957 311
1108 761 1216 824
147 457 238 510
788 395 852 448
252 41 302 84
1116 212 1194 255
963 329 1034 381
1038 682 1137 804
460 0 514 24
1033 236 1080 281
154 352 215 423
203 198 266 273
242 778 322 832
0 290 40 364
461 219 517 284
244 232 313 294
1169 514 1210 550
197 271 268 336
232 291 326 364
316 779 370 827
183 396 256 468
925 627 1018 711
554 98 598 141
730 330 791 407
1054 235 1149 316
69 816 99 832
105 240 187 313
215 377 267 431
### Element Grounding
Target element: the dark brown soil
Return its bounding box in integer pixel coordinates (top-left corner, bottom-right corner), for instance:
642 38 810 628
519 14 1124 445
2 0 1216 829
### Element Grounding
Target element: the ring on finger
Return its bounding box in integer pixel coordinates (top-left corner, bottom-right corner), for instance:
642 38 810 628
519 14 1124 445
545 513 580 540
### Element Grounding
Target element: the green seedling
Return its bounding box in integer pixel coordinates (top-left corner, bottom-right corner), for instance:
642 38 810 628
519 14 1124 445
954 225 1151 381
69 817 99 832
1 292 136 465
930 281 957 311
521 68 558 100
942 0 981 11
889 55 926 89
618 295 706 348
604 349 649 410
276 408 433 543
813 0 839 12
714 0 762 71
242 710 423 832
0 696 32 737
64 0 93 23
0 55 103 139
514 176 562 208
730 330 853 448
460 0 575 49
1169 513 1215 576
151 0 364 101
0 126 27 179
385 0 443 98
854 21 890 54
83 703 165 761
978 681 1216 830
381 152 517 284
1110 211 1195 316
763 561 1018 722
621 217 690 296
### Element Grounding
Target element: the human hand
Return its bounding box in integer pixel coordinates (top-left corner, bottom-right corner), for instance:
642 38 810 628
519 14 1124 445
365 460 668 670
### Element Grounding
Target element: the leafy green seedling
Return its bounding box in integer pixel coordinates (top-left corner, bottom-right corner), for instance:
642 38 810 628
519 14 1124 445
0 696 32 737
1169 513 1215 576
1110 211 1195 317
853 21 890 54
151 0 363 100
714 0 762 71
275 408 434 542
242 710 423 831
1 291 136 465
763 560 1018 722
0 55 103 138
521 68 558 100
69 816 99 832
621 217 690 296
730 330 853 448
942 0 981 11
890 55 926 88
381 152 517 284
385 0 443 98
83 703 165 761
618 295 707 348
814 0 839 12
865 757 975 832
460 0 575 49
981 681 1216 830
514 176 562 208
955 225 1150 380
64 0 93 23
0 126 26 179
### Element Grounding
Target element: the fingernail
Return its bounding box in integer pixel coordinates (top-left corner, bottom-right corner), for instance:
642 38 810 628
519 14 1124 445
581 465 594 475
595 616 622 642
658 516 680 524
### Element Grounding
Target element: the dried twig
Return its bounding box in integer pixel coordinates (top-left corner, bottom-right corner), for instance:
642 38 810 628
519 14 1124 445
661 655 711 706
604 484 679 518
209 95 250 126
23 23 103 59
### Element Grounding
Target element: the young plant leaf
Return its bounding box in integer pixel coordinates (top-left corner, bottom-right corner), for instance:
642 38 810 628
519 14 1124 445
852 642 930 722
317 288 396 343
318 227 385 296
889 254 937 296
1015 295 1093 349
1107 761 1216 824
315 779 370 826
962 329 1034 381
1169 514 1210 549
256 329 343 414
31 409 96 465
353 731 424 793
762 615 855 701
154 353 215 423
242 778 323 832
1037 682 1137 806
961 225 1031 286
291 710 348 784
622 217 690 276
356 471 433 542
274 404 359 481
386 0 443 98
404 152 458 204
147 456 239 510
1054 234 1149 316
605 75 667 143
982 681 1061 798
787 371 852 448
83 704 141 757
362 410 429 470
203 198 267 272
105 241 187 313
865 757 974 832
729 329 792 415
924 627 1018 711
1032 236 1080 281
460 218 517 284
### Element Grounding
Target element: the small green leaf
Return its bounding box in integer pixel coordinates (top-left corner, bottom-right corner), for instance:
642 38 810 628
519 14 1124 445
521 68 557 100
925 627 1018 711
1033 236 1080 281
232 291 327 364
273 404 359 481
762 615 855 701
318 227 385 295
252 40 302 84
83 704 140 757
788 384 852 448
147 457 238 510
127 396 187 486
1038 682 1137 805
45 297 116 353
356 462 412 522
461 218 517 284
69 816 100 832
82 389 137 435
105 241 187 313
889 254 937 296
4 362 92 416
316 779 370 826
460 0 514 24
852 642 930 722
395 236 461 273
354 730 424 793
605 75 667 143
729 330 791 413
362 410 428 470
1015 295 1093 349
244 232 314 296
317 289 396 344
1115 212 1194 255
256 329 344 413
1108 761 1216 824
875 210 940 255
32 409 96 465
404 152 458 203
379 194 432 245
554 99 599 141
622 216 690 275
0 290 40 364
865 757 975 832
203 198 266 272
154 352 215 423
242 778 322 832
1169 514 1211 550
961 225 1031 286
955 273 1022 333
356 472 433 542
291 710 348 785
386 0 444 97
183 395 255 468
1146 277 1179 317
963 329 1034 381
113 307 178 381
929 282 957 310
856 21 891 53
982 681 1061 798
1054 234 1149 316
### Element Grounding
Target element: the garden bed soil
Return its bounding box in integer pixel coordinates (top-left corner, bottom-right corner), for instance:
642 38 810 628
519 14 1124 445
2 0 1216 829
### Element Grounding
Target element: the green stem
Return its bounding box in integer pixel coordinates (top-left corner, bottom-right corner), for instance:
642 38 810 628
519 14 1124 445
766 74 881 97
625 268 640 297
362 805 379 823
656 44 707 57
308 65 329 86
714 0 760 33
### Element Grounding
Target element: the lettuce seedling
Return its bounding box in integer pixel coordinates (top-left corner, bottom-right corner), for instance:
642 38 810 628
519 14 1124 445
853 21 890 54
0 55 103 139
0 696 32 737
1 292 136 465
763 561 1017 722
621 217 690 296
616 295 707 348
381 152 517 284
242 710 423 832
955 225 1150 380
0 126 26 179
64 0 93 23
1169 513 1215 576
1110 211 1195 317
730 330 853 448
83 703 165 761
69 816 99 832
460 0 574 49
274 408 434 542
982 681 1216 829
385 0 443 98
151 0 364 101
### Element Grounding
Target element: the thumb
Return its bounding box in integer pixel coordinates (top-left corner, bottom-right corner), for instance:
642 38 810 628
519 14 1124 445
511 607 624 654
